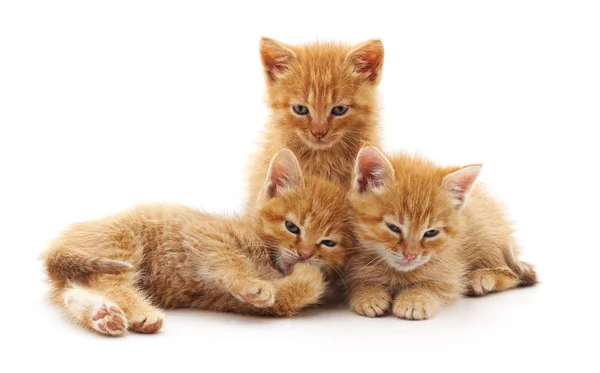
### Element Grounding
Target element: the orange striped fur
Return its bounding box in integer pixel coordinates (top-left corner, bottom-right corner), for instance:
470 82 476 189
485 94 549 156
345 147 537 320
41 150 353 336
245 37 384 209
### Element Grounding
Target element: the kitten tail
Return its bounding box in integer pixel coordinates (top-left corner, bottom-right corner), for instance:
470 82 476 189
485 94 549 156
43 249 133 282
503 245 538 286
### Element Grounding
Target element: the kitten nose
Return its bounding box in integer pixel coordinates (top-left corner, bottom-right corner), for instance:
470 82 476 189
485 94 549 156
298 245 315 260
311 129 328 139
403 253 418 262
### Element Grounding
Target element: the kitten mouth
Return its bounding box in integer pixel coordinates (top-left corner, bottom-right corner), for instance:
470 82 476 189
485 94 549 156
299 133 337 149
387 255 429 272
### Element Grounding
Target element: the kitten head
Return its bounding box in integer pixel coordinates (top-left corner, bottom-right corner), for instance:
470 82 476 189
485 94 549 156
256 149 354 275
259 37 383 150
349 146 481 272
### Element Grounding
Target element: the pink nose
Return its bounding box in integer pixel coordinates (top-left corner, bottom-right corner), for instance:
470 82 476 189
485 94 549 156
311 130 328 139
298 247 315 260
403 253 418 262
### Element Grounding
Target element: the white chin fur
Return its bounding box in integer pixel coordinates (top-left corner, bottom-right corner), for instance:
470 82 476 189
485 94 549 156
305 140 335 150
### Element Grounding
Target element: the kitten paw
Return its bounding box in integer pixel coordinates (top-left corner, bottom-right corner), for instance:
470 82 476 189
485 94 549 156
351 291 391 318
91 303 127 336
234 280 275 308
129 311 164 334
289 262 323 280
469 273 496 296
393 294 440 320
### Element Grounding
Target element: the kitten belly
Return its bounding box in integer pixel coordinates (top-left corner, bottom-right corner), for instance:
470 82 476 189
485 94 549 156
135 249 209 309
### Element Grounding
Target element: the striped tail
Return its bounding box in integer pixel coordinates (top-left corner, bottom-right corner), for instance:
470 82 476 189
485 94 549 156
503 245 538 286
43 249 133 282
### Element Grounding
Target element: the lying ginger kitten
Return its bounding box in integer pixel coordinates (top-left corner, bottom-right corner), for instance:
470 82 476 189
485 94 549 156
346 147 537 320
42 149 353 336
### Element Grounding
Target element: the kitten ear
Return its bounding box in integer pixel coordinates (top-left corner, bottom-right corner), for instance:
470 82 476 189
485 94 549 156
264 148 304 199
442 165 482 209
346 39 384 84
353 146 395 194
260 37 296 82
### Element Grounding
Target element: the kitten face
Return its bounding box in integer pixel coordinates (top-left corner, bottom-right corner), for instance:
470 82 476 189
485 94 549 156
260 38 383 150
350 147 481 272
256 149 353 275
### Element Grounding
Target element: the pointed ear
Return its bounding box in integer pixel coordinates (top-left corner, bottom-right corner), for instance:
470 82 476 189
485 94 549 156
264 149 304 199
442 165 482 209
353 146 395 194
260 37 296 82
346 39 384 84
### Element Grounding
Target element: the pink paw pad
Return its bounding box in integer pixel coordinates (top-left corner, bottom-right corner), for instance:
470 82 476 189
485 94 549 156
235 283 275 308
91 304 127 336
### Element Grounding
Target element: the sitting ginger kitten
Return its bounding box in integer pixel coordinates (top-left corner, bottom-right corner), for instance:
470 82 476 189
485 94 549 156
346 147 537 320
246 37 384 209
42 149 353 336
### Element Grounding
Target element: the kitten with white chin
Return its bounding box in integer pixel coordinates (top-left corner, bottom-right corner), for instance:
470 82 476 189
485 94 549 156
345 146 538 320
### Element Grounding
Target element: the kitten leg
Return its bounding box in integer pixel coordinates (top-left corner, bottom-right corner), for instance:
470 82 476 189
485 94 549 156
267 263 326 316
467 267 521 296
62 285 128 336
214 263 326 317
392 282 462 320
195 240 276 308
348 284 392 318
88 275 164 334
188 263 325 317
467 243 537 296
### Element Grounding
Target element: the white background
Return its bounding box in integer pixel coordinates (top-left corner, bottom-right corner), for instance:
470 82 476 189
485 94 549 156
1 1 599 372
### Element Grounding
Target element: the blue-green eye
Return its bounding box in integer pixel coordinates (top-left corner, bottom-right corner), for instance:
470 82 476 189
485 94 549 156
292 105 309 115
320 240 337 247
331 105 349 116
285 221 300 234
423 229 439 238
387 224 402 234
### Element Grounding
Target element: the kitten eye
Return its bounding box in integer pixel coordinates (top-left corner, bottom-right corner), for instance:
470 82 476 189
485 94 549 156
331 105 349 116
423 229 440 238
285 221 300 234
320 240 337 247
387 224 402 234
292 105 309 115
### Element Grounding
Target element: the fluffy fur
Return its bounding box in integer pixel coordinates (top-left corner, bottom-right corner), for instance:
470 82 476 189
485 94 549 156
345 147 537 320
245 37 384 209
42 149 353 336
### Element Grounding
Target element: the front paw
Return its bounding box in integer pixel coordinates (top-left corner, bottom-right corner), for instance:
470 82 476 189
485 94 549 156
350 288 392 318
289 262 324 282
392 293 440 320
233 279 276 308
285 262 326 300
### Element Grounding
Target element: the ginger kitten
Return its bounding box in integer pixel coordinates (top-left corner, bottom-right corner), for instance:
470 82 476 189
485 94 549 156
42 149 353 336
346 147 537 320
246 37 384 209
